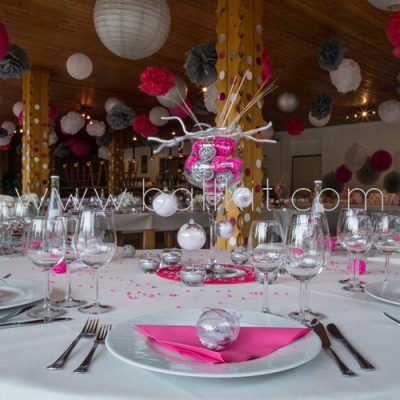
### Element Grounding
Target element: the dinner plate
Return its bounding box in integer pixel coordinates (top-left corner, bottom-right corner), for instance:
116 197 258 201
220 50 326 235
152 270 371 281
0 279 42 310
106 309 321 378
365 280 400 306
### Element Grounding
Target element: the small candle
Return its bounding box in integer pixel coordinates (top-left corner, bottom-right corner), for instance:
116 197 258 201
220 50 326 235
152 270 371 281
139 256 160 274
180 264 206 286
161 249 182 265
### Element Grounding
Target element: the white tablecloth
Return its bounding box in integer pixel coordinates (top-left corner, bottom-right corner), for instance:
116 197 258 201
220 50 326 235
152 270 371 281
1 250 400 400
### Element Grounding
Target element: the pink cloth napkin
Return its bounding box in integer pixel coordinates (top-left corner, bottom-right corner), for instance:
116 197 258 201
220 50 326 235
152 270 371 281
135 324 311 364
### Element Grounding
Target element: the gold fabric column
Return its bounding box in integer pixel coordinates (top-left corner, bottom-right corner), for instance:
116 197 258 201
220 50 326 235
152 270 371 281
108 131 125 195
215 0 264 249
22 67 50 195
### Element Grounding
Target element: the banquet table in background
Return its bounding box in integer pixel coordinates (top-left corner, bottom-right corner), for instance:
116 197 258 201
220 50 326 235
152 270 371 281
1 250 400 399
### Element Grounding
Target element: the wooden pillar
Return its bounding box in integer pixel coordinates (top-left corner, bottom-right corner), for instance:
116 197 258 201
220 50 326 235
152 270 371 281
215 0 265 249
108 130 124 195
21 67 50 195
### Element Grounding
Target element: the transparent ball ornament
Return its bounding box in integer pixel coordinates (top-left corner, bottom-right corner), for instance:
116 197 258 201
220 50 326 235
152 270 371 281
196 308 241 351
177 219 206 251
152 191 178 217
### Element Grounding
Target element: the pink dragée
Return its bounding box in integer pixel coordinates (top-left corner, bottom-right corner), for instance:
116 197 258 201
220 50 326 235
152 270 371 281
213 137 236 156
185 155 200 171
52 261 67 274
211 156 242 174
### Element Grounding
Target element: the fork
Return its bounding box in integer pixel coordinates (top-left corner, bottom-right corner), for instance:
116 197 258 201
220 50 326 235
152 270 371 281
73 324 112 373
47 317 99 370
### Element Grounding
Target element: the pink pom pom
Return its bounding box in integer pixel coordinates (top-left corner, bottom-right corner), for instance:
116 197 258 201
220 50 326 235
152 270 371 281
185 155 199 171
370 150 392 172
48 103 57 122
139 67 175 96
67 138 90 157
213 137 236 156
168 99 192 119
0 22 9 60
191 140 206 158
18 111 23 125
347 258 366 275
386 11 400 47
133 115 157 137
212 156 242 174
52 261 67 274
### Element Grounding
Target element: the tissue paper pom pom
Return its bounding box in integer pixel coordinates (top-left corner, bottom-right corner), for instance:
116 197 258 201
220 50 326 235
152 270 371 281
370 150 392 172
55 143 71 158
184 42 217 87
67 138 90 157
386 12 400 47
0 44 31 79
356 157 380 184
139 66 175 96
384 171 400 193
1 121 15 135
98 146 109 160
204 82 218 114
133 115 157 137
284 118 304 136
393 150 400 172
60 111 85 135
49 131 58 146
378 100 400 123
261 49 273 84
106 104 134 130
0 127 8 137
335 164 352 183
169 99 192 119
15 144 22 155
317 39 344 71
86 120 106 137
193 99 209 116
0 135 11 147
0 22 9 60
96 131 112 147
310 94 333 119
329 58 362 94
322 171 344 195
344 143 368 171
48 103 57 122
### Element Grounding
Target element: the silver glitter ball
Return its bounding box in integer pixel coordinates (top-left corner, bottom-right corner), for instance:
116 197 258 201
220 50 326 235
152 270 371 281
215 170 233 185
191 161 214 182
198 144 217 162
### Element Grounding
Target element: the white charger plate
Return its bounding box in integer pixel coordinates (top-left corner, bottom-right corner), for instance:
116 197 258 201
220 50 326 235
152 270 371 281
365 280 400 306
105 309 321 378
0 279 42 310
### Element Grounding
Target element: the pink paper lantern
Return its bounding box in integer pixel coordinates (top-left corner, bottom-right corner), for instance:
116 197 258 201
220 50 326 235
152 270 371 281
0 22 9 60
168 99 192 119
67 138 90 157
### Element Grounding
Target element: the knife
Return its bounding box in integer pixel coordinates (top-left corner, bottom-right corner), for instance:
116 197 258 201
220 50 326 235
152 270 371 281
0 304 36 324
313 322 357 377
327 323 375 370
0 317 72 329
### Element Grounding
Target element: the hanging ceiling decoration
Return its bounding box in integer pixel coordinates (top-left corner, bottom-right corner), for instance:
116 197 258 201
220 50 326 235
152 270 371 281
368 0 400 11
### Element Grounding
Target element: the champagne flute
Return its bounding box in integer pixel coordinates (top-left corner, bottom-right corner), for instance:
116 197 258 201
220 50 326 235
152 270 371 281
373 214 400 282
55 216 86 307
248 220 285 314
75 210 116 314
341 213 373 292
285 222 325 326
26 217 66 319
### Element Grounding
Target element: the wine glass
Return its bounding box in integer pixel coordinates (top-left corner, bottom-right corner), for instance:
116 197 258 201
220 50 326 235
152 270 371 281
26 217 66 319
248 220 285 314
55 216 86 307
75 210 116 314
341 213 373 292
373 214 400 282
285 222 325 326
0 202 17 254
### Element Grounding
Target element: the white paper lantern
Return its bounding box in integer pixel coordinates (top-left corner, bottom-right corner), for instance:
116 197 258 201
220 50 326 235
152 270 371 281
344 143 368 171
98 146 109 160
60 111 85 135
277 92 299 113
94 0 171 60
152 192 178 217
329 58 362 94
232 187 253 209
1 121 16 135
204 83 218 114
66 53 93 80
177 219 206 250
12 101 23 117
308 112 330 127
149 106 169 127
86 120 106 137
157 76 188 108
378 100 400 122
104 97 124 113
216 221 234 239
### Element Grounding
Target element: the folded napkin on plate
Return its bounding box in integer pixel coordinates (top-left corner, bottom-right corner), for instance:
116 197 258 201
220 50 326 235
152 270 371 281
135 324 311 364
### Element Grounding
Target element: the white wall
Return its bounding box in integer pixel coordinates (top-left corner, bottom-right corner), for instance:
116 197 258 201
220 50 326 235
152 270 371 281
264 120 400 190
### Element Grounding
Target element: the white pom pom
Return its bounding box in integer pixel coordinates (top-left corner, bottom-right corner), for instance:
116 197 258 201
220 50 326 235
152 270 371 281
0 135 11 146
344 143 367 171
204 83 218 114
329 58 362 94
49 132 58 146
378 100 400 123
1 121 16 135
86 120 106 137
98 146 109 160
60 111 85 135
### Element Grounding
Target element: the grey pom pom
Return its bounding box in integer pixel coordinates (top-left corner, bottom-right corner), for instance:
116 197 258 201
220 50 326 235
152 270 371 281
184 42 217 87
106 104 134 130
193 99 209 115
97 131 112 147
317 39 344 72
0 128 8 138
384 171 400 193
0 44 32 79
322 171 344 195
356 157 380 185
310 94 334 119
55 143 71 158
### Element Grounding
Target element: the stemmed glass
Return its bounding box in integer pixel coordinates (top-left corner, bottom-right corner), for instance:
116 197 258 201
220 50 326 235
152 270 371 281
26 217 66 319
285 222 325 326
0 202 17 254
373 214 400 282
341 213 373 292
15 201 37 254
75 210 116 314
55 216 86 307
248 220 285 314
